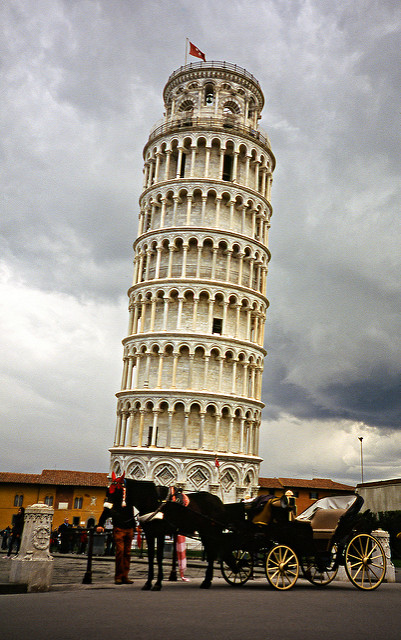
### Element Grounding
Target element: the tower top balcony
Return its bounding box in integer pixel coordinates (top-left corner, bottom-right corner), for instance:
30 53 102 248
163 61 263 106
146 61 270 152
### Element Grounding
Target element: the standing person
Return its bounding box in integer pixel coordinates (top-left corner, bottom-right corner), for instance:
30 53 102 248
96 472 135 584
58 518 71 553
7 507 25 557
176 535 189 582
1 526 11 551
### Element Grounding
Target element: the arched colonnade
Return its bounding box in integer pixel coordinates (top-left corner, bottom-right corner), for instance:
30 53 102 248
133 231 270 294
111 455 258 497
142 134 273 200
127 286 267 346
114 397 261 456
139 184 271 244
120 338 264 400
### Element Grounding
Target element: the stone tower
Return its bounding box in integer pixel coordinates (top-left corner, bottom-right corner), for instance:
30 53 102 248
110 61 275 501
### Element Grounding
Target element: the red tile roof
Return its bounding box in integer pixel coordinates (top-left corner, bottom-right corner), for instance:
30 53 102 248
0 473 41 484
0 470 355 493
0 470 108 487
259 477 355 491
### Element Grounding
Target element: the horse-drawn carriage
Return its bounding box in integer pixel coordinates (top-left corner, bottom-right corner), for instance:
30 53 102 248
99 474 387 591
220 493 387 590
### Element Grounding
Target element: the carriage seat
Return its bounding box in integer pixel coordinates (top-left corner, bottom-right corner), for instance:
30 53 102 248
251 496 290 527
309 508 346 539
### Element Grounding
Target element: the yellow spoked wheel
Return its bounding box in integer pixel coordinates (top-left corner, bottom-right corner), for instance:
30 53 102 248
265 544 299 590
345 533 386 590
221 549 253 586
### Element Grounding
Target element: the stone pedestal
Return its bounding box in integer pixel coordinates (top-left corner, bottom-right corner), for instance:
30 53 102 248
372 528 395 583
9 503 54 592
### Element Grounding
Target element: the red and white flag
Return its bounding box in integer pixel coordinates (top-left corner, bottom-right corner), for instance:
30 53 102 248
189 41 206 61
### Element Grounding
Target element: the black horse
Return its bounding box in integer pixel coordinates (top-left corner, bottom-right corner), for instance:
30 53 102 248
106 475 227 590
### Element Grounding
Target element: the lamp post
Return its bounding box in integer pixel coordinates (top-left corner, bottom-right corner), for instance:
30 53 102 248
358 436 364 484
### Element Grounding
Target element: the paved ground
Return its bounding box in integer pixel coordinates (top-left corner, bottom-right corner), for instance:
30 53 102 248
0 549 214 589
0 564 400 640
1 551 400 640
1 548 400 589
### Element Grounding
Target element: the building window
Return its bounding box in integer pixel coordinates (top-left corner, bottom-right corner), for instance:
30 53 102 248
309 491 318 500
44 496 54 507
223 101 240 115
222 154 233 181
72 516 80 526
204 84 214 105
178 99 194 113
179 152 186 178
146 426 158 447
74 497 83 509
14 494 23 507
212 318 223 334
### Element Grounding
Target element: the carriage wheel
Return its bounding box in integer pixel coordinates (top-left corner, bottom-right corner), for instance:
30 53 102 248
265 544 299 590
301 546 338 586
345 533 386 590
221 549 253 586
301 559 338 586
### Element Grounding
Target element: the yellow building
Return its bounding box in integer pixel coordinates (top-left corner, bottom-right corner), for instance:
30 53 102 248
0 470 108 530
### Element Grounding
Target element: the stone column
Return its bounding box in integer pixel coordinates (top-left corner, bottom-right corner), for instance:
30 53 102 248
9 503 54 592
201 195 207 225
205 146 211 176
157 353 164 388
164 150 171 180
138 409 146 447
214 414 221 450
166 410 173 447
127 409 135 446
372 529 395 582
126 357 134 389
181 243 188 277
186 195 193 225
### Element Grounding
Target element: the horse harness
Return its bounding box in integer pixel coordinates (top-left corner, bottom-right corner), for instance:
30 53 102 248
137 486 190 524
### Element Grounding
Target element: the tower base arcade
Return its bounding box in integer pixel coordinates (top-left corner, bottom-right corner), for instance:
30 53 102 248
110 449 262 503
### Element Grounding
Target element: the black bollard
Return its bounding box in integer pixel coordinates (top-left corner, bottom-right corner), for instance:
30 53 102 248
82 528 94 584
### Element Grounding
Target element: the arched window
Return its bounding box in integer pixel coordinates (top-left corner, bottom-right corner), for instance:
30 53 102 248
204 83 214 105
178 99 194 112
44 496 54 507
223 101 240 115
14 494 23 507
74 497 83 509
222 154 233 181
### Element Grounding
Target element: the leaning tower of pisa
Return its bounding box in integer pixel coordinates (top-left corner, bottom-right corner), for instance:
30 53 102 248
110 60 275 501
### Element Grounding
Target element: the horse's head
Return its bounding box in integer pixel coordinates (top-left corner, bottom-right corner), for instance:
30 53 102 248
106 471 127 507
109 471 125 493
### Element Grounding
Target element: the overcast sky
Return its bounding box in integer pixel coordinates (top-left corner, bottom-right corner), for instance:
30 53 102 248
1 0 400 485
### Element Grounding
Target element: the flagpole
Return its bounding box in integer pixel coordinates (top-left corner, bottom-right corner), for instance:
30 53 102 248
185 38 188 66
